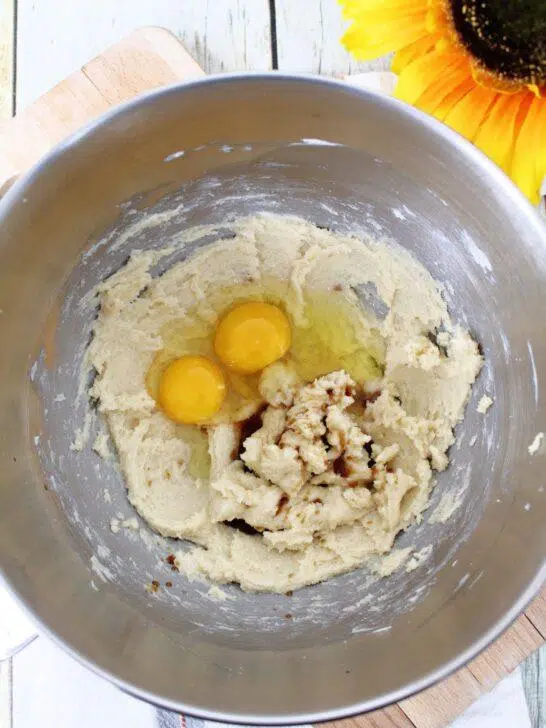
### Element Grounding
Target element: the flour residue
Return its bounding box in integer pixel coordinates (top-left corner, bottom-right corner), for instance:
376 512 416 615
528 432 544 455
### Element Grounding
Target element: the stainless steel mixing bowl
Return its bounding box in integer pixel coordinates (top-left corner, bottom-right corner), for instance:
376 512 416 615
0 75 545 724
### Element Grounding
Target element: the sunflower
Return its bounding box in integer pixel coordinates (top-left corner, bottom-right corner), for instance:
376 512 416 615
340 0 546 205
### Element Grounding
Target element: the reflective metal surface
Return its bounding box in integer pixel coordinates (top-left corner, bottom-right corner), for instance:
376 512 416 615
0 75 545 723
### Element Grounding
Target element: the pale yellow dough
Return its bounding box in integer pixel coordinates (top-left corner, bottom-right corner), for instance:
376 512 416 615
88 214 482 593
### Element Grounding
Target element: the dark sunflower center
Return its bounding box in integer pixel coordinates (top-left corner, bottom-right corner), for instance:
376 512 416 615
450 0 546 85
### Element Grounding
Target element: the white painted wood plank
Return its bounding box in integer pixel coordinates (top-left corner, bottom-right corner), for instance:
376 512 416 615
13 637 158 728
275 0 391 76
0 658 12 728
0 0 14 118
522 646 545 728
451 669 532 728
16 0 271 110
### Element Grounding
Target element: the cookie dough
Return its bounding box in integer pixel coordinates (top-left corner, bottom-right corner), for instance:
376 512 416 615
87 214 482 592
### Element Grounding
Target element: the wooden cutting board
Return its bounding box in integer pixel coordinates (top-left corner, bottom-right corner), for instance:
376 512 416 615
0 26 543 728
0 26 204 190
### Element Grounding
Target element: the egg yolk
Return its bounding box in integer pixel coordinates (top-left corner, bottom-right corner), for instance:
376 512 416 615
214 301 291 374
158 355 226 424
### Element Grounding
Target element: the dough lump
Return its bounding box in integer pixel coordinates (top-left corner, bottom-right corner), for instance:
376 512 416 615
87 214 482 592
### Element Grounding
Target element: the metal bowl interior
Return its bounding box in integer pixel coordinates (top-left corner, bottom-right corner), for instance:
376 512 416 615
0 75 545 723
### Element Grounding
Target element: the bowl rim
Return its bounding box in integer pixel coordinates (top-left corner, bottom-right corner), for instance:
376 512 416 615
1 71 545 725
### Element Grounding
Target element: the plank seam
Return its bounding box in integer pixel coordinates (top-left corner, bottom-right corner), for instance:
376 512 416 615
466 613 544 690
523 611 546 641
268 0 278 69
397 705 418 727
80 66 112 102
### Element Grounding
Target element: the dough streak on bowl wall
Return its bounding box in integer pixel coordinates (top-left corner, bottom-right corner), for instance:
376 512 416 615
84 213 482 593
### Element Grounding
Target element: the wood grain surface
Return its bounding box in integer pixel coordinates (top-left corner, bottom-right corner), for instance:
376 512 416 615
0 27 204 188
0 6 544 727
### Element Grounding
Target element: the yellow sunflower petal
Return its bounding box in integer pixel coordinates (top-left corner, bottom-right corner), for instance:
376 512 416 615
392 34 438 74
340 0 426 21
343 14 428 60
343 9 429 60
411 56 469 115
432 78 475 121
443 85 498 141
511 96 546 204
346 3 427 25
395 50 460 106
474 93 532 174
425 1 452 34
535 104 546 196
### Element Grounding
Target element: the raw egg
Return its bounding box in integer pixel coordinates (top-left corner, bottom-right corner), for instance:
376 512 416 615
214 301 291 374
158 355 226 424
